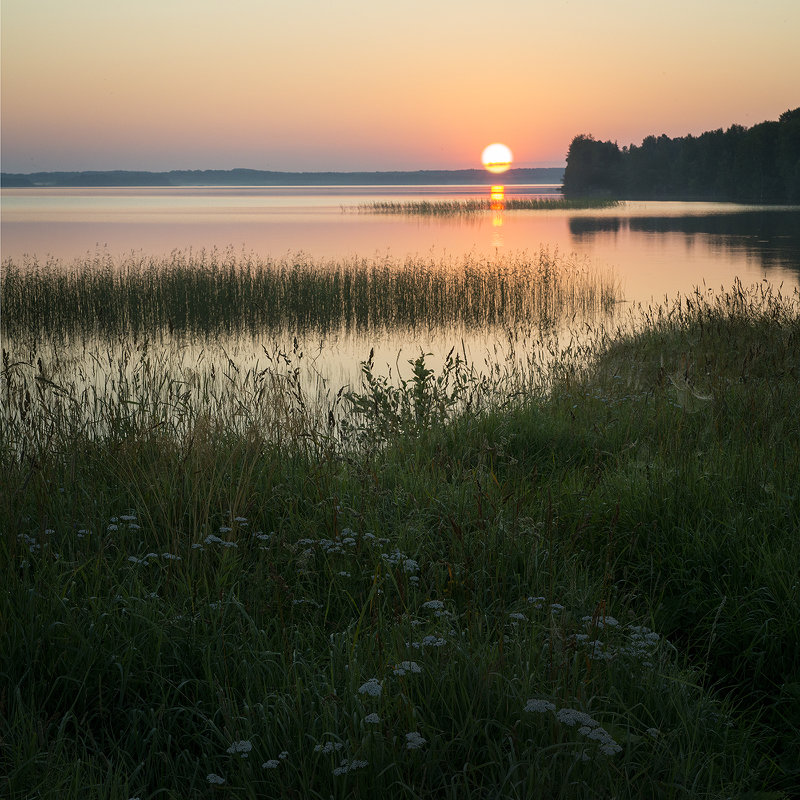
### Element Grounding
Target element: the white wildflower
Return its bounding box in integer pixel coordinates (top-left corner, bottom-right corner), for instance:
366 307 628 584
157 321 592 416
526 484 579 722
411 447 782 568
525 699 556 713
314 741 344 754
582 615 619 628
556 708 598 728
405 731 427 750
393 660 422 676
226 740 252 757
358 678 382 697
333 758 368 775
364 713 381 724
206 773 225 784
646 727 660 739
509 612 527 621
421 600 444 610
262 759 279 769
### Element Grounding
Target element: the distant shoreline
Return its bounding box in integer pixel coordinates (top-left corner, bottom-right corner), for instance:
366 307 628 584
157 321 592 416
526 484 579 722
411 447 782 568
1 167 564 188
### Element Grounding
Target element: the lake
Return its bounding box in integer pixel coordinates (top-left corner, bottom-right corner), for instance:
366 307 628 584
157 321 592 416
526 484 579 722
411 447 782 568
4 185 799 302
3 185 800 405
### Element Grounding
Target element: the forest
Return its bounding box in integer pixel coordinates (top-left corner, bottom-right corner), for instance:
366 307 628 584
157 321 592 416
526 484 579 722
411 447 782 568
563 108 800 202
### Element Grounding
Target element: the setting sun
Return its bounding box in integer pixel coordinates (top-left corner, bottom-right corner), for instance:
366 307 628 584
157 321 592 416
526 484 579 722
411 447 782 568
481 143 513 174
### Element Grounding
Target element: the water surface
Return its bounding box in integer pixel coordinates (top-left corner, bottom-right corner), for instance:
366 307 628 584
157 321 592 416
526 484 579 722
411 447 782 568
3 185 799 405
4 186 799 308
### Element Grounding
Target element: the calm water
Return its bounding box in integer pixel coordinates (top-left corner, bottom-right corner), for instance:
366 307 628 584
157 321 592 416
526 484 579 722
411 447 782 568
3 185 800 395
4 185 799 306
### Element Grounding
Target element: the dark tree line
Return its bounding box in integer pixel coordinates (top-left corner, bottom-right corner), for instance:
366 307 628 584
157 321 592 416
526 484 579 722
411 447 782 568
563 108 800 203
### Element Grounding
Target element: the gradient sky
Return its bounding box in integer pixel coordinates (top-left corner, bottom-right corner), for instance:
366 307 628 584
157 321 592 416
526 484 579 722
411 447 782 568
2 0 798 173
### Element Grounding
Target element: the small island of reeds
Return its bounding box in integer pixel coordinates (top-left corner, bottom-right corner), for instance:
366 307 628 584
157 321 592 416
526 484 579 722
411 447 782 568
354 197 620 215
1 251 799 798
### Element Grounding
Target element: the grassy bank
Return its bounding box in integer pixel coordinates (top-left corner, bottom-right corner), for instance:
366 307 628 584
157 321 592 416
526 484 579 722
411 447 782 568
1 281 799 798
355 198 620 215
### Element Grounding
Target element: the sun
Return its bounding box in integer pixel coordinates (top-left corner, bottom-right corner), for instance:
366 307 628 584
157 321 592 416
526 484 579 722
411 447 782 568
481 143 513 174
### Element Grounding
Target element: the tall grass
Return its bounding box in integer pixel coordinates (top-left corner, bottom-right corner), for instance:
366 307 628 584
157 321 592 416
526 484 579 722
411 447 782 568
1 280 798 798
357 198 620 215
1 249 617 342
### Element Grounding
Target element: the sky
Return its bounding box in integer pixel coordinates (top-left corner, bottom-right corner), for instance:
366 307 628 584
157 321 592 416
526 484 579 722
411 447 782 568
1 0 798 173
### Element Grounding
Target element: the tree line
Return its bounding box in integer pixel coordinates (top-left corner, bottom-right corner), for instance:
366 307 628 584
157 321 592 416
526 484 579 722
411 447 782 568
563 108 800 203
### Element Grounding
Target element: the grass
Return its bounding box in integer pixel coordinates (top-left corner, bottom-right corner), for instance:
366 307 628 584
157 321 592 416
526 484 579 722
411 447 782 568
1 277 799 798
355 198 620 215
1 248 616 342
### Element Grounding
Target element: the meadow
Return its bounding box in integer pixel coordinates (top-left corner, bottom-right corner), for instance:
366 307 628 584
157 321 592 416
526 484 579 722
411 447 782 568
1 251 799 799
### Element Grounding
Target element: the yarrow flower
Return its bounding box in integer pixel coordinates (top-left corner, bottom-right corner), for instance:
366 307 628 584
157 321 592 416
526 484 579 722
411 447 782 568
405 731 427 750
364 713 381 724
206 773 225 784
262 759 280 769
314 741 344 754
525 699 556 713
421 600 444 610
333 758 368 775
226 740 252 758
582 615 619 629
392 660 422 676
555 708 623 756
358 678 382 697
584 726 622 755
556 708 598 728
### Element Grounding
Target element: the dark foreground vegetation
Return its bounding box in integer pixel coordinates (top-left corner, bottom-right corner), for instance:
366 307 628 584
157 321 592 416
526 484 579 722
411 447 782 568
563 108 800 203
1 275 799 798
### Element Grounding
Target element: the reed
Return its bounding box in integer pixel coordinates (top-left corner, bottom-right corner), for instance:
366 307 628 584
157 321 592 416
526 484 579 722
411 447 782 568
1 248 617 343
356 197 620 215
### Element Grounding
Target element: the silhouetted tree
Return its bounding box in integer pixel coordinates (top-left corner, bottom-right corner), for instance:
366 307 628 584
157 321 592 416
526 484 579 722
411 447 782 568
562 109 800 202
563 135 623 196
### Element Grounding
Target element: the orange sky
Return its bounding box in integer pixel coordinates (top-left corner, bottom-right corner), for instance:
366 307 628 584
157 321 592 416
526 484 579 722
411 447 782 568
2 0 798 172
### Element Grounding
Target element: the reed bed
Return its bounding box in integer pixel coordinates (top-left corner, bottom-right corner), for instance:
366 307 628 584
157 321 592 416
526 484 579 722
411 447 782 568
2 249 617 343
2 281 799 798
356 198 620 215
